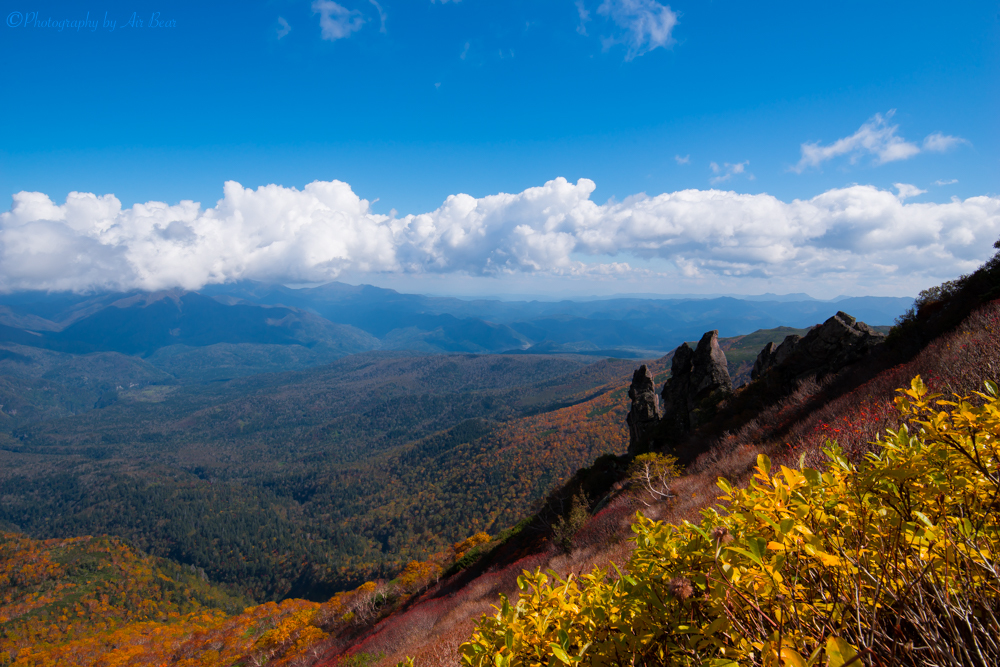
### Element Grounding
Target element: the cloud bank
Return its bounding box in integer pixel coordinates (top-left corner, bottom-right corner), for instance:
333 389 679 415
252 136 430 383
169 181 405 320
2 178 998 295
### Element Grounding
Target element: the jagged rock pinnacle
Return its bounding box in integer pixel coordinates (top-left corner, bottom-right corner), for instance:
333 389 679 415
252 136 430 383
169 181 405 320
751 311 885 384
661 330 733 435
627 364 660 455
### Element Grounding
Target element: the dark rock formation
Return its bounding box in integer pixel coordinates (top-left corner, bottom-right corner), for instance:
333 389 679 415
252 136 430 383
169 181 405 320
751 311 885 384
626 364 660 455
750 341 775 381
660 330 733 434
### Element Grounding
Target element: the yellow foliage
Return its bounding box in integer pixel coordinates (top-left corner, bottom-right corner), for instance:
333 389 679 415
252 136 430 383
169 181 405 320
453 532 492 558
459 376 1000 667
0 531 331 667
6 599 330 667
397 560 443 593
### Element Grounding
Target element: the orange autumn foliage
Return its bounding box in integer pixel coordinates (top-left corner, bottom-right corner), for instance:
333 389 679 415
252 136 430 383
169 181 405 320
0 532 334 666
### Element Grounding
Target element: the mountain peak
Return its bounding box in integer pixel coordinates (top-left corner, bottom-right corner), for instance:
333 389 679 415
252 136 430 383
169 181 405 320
110 289 188 310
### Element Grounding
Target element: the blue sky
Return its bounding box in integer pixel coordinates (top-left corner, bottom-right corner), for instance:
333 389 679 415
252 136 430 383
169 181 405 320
0 0 998 298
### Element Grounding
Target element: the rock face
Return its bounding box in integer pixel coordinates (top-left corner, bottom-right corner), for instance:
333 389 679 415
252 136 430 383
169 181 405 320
626 364 660 455
751 311 885 383
660 330 733 433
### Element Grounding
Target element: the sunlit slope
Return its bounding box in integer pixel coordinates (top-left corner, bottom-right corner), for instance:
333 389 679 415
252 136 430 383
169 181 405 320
0 532 247 663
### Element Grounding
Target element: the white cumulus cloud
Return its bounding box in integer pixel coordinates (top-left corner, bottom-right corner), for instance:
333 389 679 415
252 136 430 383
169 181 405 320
894 183 926 200
794 111 918 172
794 111 969 173
2 179 999 296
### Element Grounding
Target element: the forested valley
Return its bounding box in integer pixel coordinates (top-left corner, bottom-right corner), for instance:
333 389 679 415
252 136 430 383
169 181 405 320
0 299 815 606
0 276 942 667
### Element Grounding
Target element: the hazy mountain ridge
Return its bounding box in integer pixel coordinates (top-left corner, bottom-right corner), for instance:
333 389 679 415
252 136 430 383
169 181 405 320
0 283 911 428
0 283 912 372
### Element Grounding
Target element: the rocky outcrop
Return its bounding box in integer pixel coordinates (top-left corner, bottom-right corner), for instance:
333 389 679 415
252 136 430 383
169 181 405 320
750 341 776 380
660 330 733 433
751 311 885 384
626 365 660 455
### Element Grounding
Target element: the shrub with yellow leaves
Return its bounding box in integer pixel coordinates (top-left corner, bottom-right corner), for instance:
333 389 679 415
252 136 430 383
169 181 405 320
456 376 1000 667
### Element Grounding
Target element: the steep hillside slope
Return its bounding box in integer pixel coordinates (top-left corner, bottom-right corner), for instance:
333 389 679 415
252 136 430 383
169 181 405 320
0 322 808 606
306 287 1000 665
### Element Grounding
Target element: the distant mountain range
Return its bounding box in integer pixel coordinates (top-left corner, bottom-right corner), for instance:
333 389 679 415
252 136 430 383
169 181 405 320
0 281 913 379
